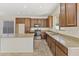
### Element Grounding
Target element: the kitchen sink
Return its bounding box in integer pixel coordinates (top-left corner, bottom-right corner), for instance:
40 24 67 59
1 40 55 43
47 31 59 35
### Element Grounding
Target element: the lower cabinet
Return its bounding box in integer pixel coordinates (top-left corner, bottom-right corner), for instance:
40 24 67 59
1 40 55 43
46 34 68 56
47 35 56 56
56 45 67 56
41 32 47 39
50 41 56 56
56 41 68 56
47 35 51 48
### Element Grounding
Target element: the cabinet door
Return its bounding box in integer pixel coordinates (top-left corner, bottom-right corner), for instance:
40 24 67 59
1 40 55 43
60 3 66 27
43 19 46 27
31 19 35 27
47 35 51 48
41 32 46 39
47 35 50 47
50 38 56 56
66 3 77 26
77 4 79 26
25 18 31 27
34 19 38 25
56 46 67 56
47 16 53 28
16 18 25 24
47 35 56 55
37 19 42 26
56 41 68 55
25 18 31 33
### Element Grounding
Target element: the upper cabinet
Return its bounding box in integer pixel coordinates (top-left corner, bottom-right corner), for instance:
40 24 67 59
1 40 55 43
25 18 31 27
31 18 47 27
60 3 66 27
66 3 77 26
47 16 53 28
60 3 77 27
16 18 25 24
25 18 31 33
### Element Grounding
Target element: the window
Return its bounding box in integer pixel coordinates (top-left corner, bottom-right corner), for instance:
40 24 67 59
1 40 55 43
3 21 14 34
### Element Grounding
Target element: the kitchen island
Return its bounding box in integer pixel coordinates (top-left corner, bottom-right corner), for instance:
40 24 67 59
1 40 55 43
0 33 34 53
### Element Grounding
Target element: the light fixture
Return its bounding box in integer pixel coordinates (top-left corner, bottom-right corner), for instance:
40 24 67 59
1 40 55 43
24 5 27 8
40 6 42 8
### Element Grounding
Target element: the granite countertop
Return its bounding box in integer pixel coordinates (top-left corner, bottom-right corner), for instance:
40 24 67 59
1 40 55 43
46 32 79 48
15 33 34 37
49 29 79 39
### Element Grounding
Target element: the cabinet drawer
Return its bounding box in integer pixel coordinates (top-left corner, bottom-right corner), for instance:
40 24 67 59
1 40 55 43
56 41 68 55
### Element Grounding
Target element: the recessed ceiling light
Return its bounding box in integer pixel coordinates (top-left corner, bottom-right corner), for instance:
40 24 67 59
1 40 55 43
40 6 42 8
24 5 27 8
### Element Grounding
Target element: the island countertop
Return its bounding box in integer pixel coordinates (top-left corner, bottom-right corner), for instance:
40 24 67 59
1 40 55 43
0 33 34 38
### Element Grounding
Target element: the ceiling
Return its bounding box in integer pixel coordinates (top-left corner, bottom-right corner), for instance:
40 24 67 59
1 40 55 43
0 3 59 17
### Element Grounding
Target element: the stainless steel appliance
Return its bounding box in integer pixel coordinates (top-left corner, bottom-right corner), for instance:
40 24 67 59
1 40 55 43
34 24 41 40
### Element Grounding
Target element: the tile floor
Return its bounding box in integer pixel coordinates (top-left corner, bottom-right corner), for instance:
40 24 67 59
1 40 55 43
0 40 53 56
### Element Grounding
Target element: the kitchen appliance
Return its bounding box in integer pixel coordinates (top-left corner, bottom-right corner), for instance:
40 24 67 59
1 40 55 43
34 24 41 40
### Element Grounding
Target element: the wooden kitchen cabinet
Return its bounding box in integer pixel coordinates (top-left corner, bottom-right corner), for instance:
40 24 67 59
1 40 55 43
30 19 35 27
50 37 56 56
60 3 77 27
47 34 56 55
77 4 79 26
59 3 66 27
41 19 47 27
25 18 31 33
56 45 67 56
46 33 68 56
30 18 47 27
16 18 25 24
47 16 53 28
56 41 68 56
41 32 47 39
66 3 77 26
47 35 51 48
37 19 42 26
